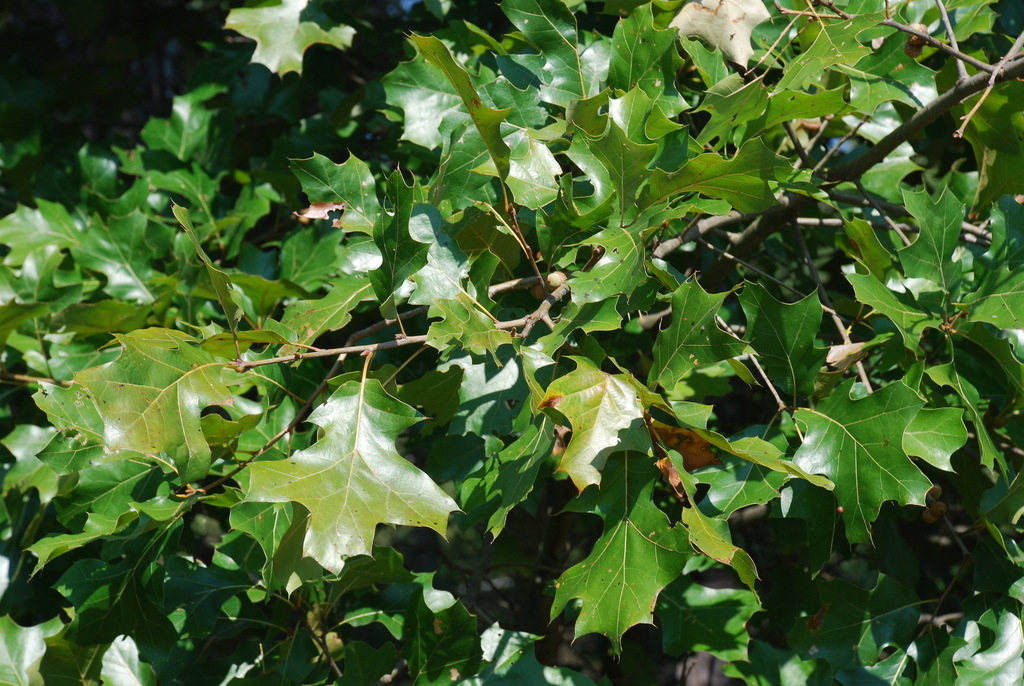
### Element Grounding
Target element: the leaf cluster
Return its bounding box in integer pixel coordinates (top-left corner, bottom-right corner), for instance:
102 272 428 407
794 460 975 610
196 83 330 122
2 0 1024 683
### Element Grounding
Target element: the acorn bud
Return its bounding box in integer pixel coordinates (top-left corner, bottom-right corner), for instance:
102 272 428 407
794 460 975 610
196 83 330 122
547 271 568 289
904 24 928 58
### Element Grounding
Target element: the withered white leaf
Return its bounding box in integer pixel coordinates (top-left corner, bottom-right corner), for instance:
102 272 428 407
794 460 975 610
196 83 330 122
294 202 347 227
670 0 771 67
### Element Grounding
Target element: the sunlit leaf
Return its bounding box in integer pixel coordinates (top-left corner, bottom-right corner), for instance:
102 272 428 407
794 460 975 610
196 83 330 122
246 378 458 572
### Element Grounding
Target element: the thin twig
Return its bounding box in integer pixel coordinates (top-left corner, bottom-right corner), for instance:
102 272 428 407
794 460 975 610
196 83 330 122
694 235 805 298
812 113 870 176
792 115 834 172
783 120 815 169
198 279 569 492
828 55 1024 182
790 222 874 393
300 610 343 678
0 371 71 387
714 311 787 411
854 180 912 246
652 212 747 259
934 0 969 82
955 29 1024 137
785 0 996 74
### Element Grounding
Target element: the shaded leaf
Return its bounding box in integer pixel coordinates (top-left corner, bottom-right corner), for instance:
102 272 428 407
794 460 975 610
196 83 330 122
650 280 745 390
405 590 482 684
657 575 759 661
788 575 924 672
739 282 827 399
552 455 690 652
793 380 931 543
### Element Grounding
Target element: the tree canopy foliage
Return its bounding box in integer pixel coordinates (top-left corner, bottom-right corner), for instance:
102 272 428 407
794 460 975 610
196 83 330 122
2 0 1024 683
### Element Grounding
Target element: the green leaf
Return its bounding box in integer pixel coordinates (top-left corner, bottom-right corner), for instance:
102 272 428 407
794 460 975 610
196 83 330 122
0 301 48 349
739 282 827 400
793 380 931 543
774 15 874 92
847 272 940 349
0 199 80 265
405 589 482 685
504 127 562 209
903 407 967 471
650 280 745 390
337 641 399 686
788 574 919 672
926 358 1003 471
427 293 512 358
953 601 1024 684
465 624 599 685
956 79 1024 210
45 329 237 482
291 153 381 234
477 419 556 536
73 210 161 302
551 455 689 652
410 33 512 181
608 4 685 115
540 357 651 490
568 226 649 306
382 53 466 150
371 174 429 316
502 0 590 107
964 265 1024 330
0 616 50 686
900 184 965 298
279 274 372 354
439 349 528 436
587 117 657 216
657 574 759 661
672 455 758 592
28 509 140 568
693 74 768 148
139 83 224 164
56 558 178 650
100 635 158 686
840 217 893 280
174 204 244 342
37 630 106 686
246 378 458 572
839 33 937 111
643 138 790 213
225 0 355 76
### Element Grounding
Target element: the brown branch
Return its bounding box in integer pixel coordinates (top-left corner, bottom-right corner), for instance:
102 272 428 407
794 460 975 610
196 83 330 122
955 29 1024 137
790 222 874 393
0 371 71 387
827 190 991 245
934 0 969 82
826 55 1024 183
